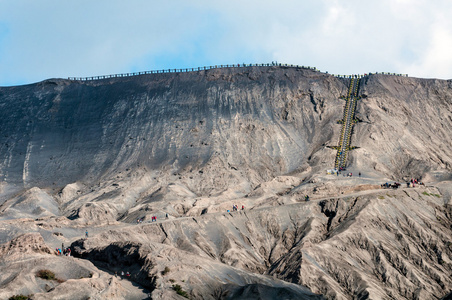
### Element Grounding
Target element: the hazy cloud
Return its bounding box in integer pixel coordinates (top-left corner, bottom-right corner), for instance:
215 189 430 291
1 0 451 86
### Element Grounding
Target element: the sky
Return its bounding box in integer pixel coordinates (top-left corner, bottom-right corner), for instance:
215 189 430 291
1 0 452 86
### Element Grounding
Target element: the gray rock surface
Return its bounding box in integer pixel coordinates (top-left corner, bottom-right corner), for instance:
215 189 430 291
0 67 343 195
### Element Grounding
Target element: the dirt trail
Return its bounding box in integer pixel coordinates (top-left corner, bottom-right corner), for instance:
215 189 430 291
83 184 418 238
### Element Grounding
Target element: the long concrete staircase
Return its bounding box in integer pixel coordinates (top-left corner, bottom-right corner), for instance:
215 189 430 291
332 78 360 170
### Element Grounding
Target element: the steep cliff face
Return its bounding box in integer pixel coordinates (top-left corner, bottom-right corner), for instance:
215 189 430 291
2 68 451 199
0 67 344 197
1 68 451 199
354 75 452 181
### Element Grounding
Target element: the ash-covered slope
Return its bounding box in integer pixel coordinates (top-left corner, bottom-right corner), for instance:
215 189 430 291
0 67 344 197
1 68 451 201
69 187 451 300
0 67 452 299
354 75 452 181
1 68 451 199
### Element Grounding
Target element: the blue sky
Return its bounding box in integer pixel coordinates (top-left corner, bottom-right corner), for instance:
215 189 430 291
1 0 451 86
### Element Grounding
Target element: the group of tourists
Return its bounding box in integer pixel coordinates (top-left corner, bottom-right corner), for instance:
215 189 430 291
56 246 71 256
381 182 401 189
228 204 245 212
381 178 424 189
115 271 131 278
344 172 361 177
407 178 424 187
331 169 362 178
135 213 170 224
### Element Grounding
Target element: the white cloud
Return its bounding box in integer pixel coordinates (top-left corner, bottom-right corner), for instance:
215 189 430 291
406 25 452 78
0 0 451 86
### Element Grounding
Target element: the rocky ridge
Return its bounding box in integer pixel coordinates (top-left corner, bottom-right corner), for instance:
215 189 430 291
68 187 451 299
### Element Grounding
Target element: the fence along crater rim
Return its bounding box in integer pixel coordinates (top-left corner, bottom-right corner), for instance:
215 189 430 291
67 63 408 81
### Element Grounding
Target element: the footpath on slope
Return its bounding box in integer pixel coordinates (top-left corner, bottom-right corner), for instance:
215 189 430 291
58 181 435 257
13 172 434 250
37 183 387 247
85 180 427 235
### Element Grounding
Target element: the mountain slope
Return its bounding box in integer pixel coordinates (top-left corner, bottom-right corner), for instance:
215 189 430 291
0 67 343 197
0 66 451 299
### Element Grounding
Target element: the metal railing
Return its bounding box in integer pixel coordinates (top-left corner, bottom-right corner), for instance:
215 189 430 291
67 63 318 81
67 63 409 81
331 72 408 78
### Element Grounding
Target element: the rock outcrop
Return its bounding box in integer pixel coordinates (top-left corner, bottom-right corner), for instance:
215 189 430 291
0 233 150 299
